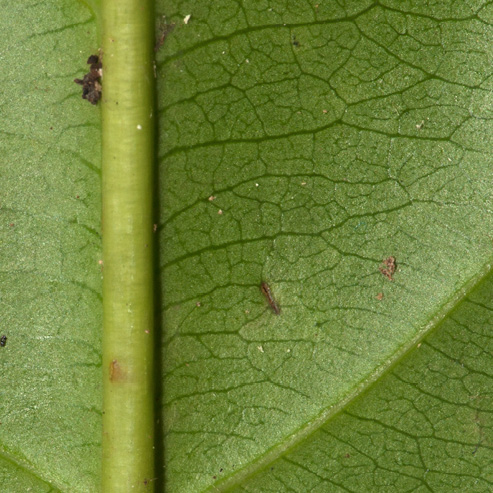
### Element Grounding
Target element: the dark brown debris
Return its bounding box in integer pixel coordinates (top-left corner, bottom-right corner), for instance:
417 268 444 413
0 335 6 347
74 55 102 105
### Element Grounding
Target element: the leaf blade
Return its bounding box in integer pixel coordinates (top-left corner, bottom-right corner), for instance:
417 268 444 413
156 2 493 491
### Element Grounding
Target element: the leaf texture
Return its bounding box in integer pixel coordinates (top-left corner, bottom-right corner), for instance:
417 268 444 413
0 0 492 491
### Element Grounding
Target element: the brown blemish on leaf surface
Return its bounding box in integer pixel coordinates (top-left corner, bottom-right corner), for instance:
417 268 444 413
379 256 396 281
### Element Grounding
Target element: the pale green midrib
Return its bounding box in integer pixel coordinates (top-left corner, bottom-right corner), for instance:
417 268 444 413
209 258 493 492
100 0 155 490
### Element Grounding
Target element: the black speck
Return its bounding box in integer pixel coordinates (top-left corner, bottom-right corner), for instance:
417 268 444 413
87 54 99 65
0 335 7 347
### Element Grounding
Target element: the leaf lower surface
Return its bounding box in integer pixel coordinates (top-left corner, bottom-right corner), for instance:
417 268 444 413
0 1 101 491
156 1 493 491
0 0 492 491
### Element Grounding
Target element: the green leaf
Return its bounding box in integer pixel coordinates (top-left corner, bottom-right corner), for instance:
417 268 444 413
0 1 101 491
2 0 492 492
157 2 493 491
235 273 493 491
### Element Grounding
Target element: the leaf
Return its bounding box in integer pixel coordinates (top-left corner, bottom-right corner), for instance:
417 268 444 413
236 274 493 491
1 1 492 492
156 2 493 491
0 1 102 491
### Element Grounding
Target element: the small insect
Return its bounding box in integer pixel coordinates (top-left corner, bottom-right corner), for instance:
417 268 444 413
154 16 175 52
0 335 7 347
261 282 280 315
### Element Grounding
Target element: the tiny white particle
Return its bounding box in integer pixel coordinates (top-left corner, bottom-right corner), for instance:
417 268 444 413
184 14 191 24
257 346 264 353
255 183 259 187
137 125 142 130
218 209 223 215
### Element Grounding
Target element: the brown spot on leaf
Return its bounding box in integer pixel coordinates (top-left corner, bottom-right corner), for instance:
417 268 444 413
379 256 396 281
